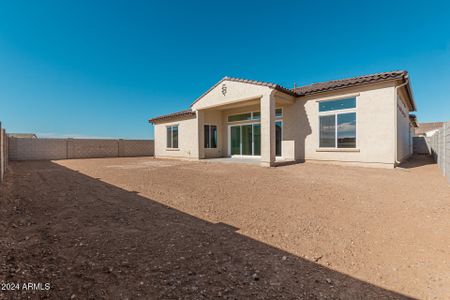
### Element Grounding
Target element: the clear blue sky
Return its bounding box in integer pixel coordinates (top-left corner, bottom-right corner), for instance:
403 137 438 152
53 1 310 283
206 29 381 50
1 1 449 139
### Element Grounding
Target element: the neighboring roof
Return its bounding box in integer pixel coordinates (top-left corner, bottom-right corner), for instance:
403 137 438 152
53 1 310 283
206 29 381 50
415 122 444 135
294 70 416 111
148 109 196 123
8 133 37 138
409 114 418 128
190 76 297 108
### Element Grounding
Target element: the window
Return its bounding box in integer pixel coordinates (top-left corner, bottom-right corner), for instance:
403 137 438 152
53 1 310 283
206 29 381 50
275 121 282 156
228 109 282 122
319 115 336 147
319 98 356 148
228 113 252 122
337 113 356 148
166 125 178 148
319 98 356 112
252 112 261 120
275 108 283 118
204 125 217 148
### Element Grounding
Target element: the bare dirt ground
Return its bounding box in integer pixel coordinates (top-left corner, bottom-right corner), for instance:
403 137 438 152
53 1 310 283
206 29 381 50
0 156 449 299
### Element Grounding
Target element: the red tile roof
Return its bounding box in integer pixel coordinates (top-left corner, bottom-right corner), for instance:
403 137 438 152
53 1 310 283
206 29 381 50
148 109 195 123
223 77 296 96
294 71 406 95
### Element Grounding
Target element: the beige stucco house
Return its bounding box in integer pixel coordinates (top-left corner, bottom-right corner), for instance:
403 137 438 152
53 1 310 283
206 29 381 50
149 71 417 168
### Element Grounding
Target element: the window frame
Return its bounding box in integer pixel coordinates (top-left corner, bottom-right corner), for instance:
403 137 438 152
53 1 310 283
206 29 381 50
204 124 218 149
166 125 179 149
317 97 357 149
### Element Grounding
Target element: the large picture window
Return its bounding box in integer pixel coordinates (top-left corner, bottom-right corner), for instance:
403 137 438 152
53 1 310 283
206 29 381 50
204 125 217 148
166 125 178 148
319 98 356 148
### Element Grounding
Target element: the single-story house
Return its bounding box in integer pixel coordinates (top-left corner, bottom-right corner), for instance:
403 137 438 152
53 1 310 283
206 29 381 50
149 70 417 168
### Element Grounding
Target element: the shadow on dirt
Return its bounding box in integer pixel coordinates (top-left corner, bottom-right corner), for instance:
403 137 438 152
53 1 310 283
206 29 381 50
0 161 413 299
399 154 436 169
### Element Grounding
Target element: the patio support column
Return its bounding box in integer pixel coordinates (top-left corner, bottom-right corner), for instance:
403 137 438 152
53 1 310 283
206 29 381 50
197 110 205 159
260 93 275 167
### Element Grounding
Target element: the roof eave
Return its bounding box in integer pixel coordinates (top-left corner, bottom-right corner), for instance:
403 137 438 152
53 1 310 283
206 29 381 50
404 78 417 112
148 111 196 124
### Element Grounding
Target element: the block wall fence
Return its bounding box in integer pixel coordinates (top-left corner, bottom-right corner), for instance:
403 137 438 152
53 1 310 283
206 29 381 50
427 121 450 183
0 122 8 183
8 138 154 161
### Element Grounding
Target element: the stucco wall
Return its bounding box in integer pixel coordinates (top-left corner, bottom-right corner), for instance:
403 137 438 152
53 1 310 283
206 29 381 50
302 82 397 167
282 99 310 161
154 115 199 159
202 110 224 158
192 80 272 111
397 95 412 162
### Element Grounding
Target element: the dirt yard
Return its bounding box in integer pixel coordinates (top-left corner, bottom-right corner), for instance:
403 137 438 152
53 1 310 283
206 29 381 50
0 156 449 299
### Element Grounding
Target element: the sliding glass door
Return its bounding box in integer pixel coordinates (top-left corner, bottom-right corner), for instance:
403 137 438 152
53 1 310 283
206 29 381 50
241 125 253 155
229 122 281 157
253 124 261 155
229 124 260 156
230 126 241 155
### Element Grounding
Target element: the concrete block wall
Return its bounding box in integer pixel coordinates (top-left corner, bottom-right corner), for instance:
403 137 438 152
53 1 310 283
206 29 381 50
9 138 67 160
119 140 155 157
8 138 154 161
427 121 450 183
439 129 445 174
446 122 450 182
0 123 8 183
67 139 119 159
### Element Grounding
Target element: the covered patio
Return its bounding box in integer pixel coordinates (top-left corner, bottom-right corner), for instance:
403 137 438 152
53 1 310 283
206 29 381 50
194 79 299 167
